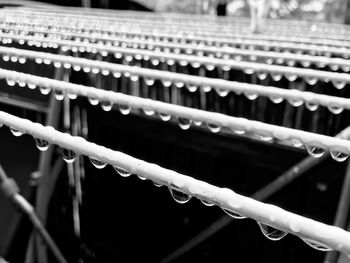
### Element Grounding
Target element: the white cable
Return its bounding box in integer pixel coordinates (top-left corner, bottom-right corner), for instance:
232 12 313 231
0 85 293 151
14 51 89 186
2 67 350 160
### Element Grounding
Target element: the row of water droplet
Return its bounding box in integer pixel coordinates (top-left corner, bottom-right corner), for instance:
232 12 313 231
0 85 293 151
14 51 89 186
19 127 334 252
5 67 347 117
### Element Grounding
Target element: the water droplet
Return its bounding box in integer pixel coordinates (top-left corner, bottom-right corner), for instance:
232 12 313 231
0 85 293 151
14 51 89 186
6 79 16 87
200 199 214 207
256 133 273 142
68 93 78 100
269 96 284 104
332 80 346 90
305 102 319 111
177 118 192 130
102 69 110 76
191 62 201 69
327 104 344 114
286 60 296 66
2 54 9 61
175 81 185 88
27 83 36 89
222 208 246 219
137 175 147 180
83 67 91 73
151 59 160 66
290 139 303 148
153 181 163 187
330 150 349 162
39 86 51 95
244 92 258 100
101 101 113 111
169 188 191 204
231 128 245 135
10 127 23 137
130 75 139 82
143 108 155 116
72 65 81 71
306 144 326 158
119 104 131 115
34 138 50 151
243 68 254 75
206 123 221 133
301 61 311 68
62 149 76 163
288 98 303 107
88 97 99 106
257 72 267 80
271 73 282 82
63 63 71 69
18 81 26 88
305 77 318 86
113 72 122 78
113 166 131 177
144 78 155 86
54 90 65 101
205 64 215 71
201 85 212 92
330 64 339 71
158 113 171 121
215 88 229 97
162 80 172 87
285 73 298 82
89 157 107 169
301 238 333 251
186 84 198 93
258 222 287 241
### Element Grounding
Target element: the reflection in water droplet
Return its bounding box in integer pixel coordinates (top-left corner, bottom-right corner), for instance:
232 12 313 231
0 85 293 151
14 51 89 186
178 118 192 130
137 175 147 180
62 149 76 163
144 78 155 86
202 85 212 92
196 196 213 206
305 102 319 111
332 80 346 90
269 96 284 104
330 151 349 162
301 238 333 251
101 101 113 111
290 139 303 148
258 222 287 241
206 123 221 133
187 84 198 93
285 73 298 82
26 83 36 90
175 81 185 88
54 90 65 101
169 188 191 204
327 105 344 114
6 79 16 87
244 92 258 100
119 104 131 115
305 77 318 86
271 73 282 82
39 86 51 95
288 98 303 107
113 166 131 177
215 88 229 97
158 113 171 121
257 72 267 80
68 93 78 100
34 138 50 151
143 108 155 116
222 208 246 219
305 145 326 158
89 157 107 169
10 128 23 137
88 97 99 106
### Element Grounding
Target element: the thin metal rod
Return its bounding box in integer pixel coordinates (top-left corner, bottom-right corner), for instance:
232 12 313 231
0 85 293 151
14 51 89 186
160 126 350 263
324 161 350 263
